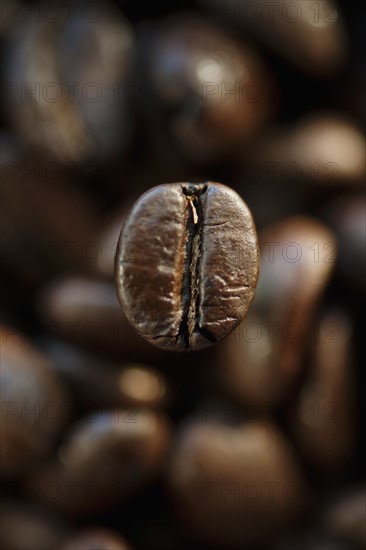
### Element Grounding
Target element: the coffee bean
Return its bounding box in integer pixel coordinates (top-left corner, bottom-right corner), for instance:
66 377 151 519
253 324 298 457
4 0 134 165
115 182 259 351
167 420 306 548
28 408 171 516
220 216 336 404
139 15 272 163
37 277 165 360
244 115 365 186
0 324 69 479
290 310 355 471
200 0 347 76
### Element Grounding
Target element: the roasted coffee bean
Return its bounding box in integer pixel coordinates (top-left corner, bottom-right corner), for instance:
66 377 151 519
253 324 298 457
200 0 347 76
139 15 272 163
167 420 306 548
4 0 134 165
290 310 355 471
60 529 131 550
115 182 259 352
220 217 336 404
242 114 365 186
37 276 165 360
0 324 70 479
28 408 171 516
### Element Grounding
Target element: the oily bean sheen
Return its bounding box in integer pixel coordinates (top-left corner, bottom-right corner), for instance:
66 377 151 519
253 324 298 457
115 182 259 351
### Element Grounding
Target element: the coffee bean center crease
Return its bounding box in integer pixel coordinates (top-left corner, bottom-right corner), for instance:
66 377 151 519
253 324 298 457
178 183 209 349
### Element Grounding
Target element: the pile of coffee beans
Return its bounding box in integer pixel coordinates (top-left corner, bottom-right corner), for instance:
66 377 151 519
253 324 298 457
1 1 365 549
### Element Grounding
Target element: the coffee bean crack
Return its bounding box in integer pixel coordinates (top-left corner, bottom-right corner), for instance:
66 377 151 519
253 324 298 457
178 184 215 349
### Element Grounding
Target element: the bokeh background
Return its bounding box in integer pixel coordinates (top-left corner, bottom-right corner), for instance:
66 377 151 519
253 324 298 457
0 1 365 549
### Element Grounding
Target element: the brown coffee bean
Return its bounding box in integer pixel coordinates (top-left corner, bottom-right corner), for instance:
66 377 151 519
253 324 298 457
28 408 170 516
286 116 365 185
0 499 69 550
115 182 259 351
4 0 134 164
0 324 69 479
290 311 355 471
60 529 131 550
220 216 336 404
167 420 306 548
201 0 347 75
245 115 365 186
37 276 164 360
140 15 272 163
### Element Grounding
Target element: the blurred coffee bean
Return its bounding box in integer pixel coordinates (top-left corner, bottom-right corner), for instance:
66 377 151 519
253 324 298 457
201 0 347 75
4 0 134 164
36 276 164 360
219 216 336 405
167 420 306 548
229 113 365 230
324 486 366 547
0 499 69 550
28 408 170 516
0 324 70 479
242 114 365 186
139 14 273 163
290 311 355 471
116 182 259 351
323 194 366 293
60 529 131 550
45 341 169 411
0 150 101 286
